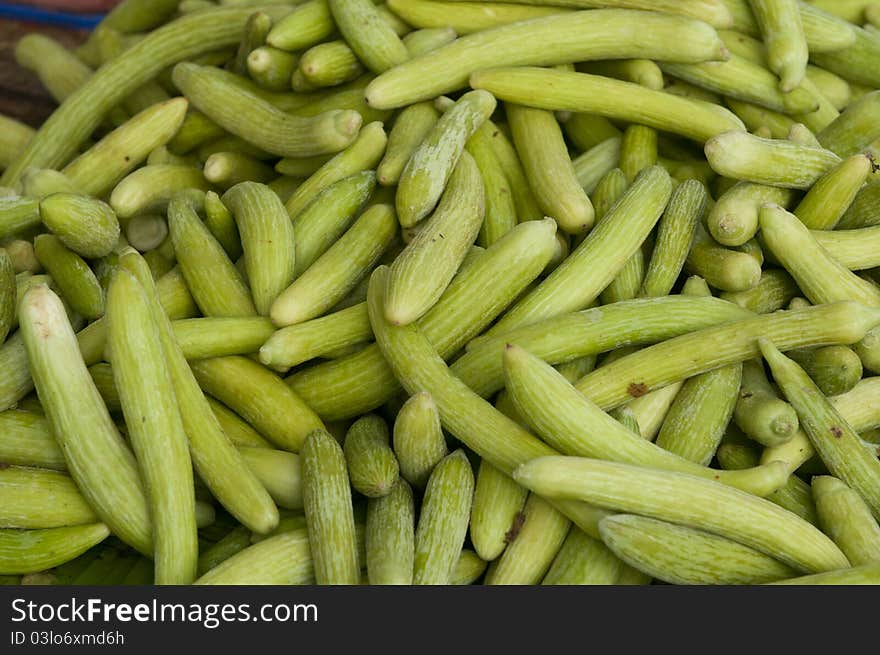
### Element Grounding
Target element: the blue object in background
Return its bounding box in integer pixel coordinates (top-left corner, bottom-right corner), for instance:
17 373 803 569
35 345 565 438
0 2 104 29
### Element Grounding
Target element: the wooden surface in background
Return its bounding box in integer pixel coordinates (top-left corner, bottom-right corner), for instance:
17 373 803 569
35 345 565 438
0 19 88 127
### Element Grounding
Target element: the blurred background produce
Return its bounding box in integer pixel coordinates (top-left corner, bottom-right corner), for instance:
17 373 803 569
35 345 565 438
0 1 117 124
